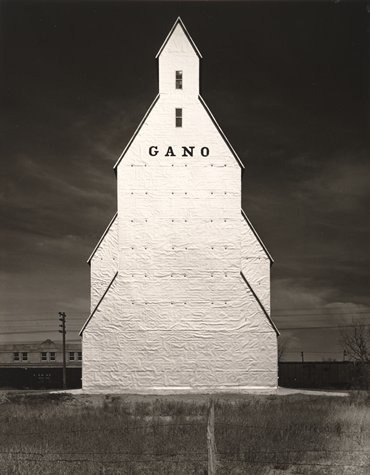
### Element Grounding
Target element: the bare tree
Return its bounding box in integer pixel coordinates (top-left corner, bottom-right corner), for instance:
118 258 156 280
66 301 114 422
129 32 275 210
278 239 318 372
340 321 369 389
341 321 370 363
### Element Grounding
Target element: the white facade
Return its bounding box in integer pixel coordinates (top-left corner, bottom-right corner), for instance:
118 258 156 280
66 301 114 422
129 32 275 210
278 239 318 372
81 18 278 393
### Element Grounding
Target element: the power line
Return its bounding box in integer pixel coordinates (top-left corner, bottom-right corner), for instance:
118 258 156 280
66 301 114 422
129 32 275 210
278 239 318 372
0 325 83 329
0 324 83 328
0 319 84 323
0 312 370 331
274 311 370 317
0 330 81 335
0 319 82 324
283 351 343 354
273 306 370 312
1 324 369 335
279 324 370 331
1 310 370 320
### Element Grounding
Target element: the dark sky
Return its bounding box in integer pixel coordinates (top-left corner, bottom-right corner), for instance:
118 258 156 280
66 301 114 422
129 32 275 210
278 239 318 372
0 1 369 360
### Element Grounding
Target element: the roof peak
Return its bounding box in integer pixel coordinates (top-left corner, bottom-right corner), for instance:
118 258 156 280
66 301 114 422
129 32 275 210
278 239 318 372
155 17 202 59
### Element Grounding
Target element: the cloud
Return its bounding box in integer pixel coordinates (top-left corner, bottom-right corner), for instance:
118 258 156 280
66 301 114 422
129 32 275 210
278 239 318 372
272 277 370 360
296 157 370 212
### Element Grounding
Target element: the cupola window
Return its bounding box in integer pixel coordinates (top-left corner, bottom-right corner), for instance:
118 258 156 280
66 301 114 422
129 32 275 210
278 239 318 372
175 108 182 127
175 70 183 89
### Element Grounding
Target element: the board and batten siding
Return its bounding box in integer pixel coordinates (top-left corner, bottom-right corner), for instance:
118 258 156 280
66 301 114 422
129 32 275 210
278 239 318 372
81 18 278 393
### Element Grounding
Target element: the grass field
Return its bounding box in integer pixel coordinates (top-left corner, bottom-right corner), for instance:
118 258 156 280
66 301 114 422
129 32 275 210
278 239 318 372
0 391 369 474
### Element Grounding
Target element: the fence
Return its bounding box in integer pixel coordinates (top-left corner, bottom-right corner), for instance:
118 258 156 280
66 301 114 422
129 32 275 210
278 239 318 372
0 367 82 389
1 363 369 390
279 362 370 390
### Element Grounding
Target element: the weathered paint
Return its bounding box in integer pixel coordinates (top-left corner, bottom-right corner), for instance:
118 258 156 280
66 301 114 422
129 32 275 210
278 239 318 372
82 19 278 393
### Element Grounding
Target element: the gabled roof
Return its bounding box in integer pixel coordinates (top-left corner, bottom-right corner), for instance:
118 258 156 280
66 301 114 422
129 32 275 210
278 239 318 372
41 338 55 345
79 271 118 336
241 209 274 264
113 93 245 171
155 17 202 59
87 212 118 264
199 95 245 170
113 21 245 172
113 95 160 171
240 271 279 336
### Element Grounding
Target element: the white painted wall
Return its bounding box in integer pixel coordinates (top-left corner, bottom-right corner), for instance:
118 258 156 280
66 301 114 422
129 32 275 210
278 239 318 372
90 216 118 312
241 215 271 313
83 20 277 393
158 22 199 96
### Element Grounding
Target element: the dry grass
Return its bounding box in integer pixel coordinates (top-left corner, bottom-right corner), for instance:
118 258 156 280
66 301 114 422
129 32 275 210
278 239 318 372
0 391 369 474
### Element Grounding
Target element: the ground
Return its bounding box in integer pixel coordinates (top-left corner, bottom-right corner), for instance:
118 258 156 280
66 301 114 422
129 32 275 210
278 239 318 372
0 391 369 474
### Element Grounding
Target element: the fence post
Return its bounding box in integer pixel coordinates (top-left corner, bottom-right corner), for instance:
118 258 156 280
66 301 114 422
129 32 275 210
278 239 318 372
207 397 217 475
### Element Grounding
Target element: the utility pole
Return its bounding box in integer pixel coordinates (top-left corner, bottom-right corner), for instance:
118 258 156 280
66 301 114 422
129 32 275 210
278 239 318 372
301 351 304 363
58 312 67 389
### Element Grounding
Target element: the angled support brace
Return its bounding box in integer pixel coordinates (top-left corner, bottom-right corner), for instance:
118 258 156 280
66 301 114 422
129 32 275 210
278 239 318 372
241 271 279 336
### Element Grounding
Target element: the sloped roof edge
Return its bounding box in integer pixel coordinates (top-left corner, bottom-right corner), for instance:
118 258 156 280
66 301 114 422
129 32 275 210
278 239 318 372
113 94 160 171
87 212 118 264
79 271 118 336
198 95 245 170
241 209 274 264
113 93 245 171
155 17 202 59
240 271 279 336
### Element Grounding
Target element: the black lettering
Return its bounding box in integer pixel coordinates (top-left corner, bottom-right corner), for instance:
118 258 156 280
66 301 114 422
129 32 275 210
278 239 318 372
201 147 210 157
149 146 159 157
182 146 195 157
165 146 175 157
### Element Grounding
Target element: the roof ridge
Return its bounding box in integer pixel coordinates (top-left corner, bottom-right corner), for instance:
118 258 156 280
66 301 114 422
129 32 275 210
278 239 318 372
155 17 202 59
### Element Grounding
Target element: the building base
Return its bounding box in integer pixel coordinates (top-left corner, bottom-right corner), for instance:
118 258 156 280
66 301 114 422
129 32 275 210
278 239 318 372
80 385 278 395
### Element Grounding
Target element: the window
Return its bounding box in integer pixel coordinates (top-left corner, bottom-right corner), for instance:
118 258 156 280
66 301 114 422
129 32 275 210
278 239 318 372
77 352 82 361
22 352 28 361
175 108 182 128
41 351 56 362
13 352 20 362
69 352 75 361
175 70 183 89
